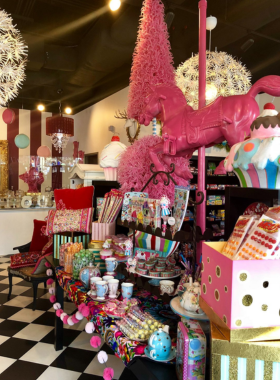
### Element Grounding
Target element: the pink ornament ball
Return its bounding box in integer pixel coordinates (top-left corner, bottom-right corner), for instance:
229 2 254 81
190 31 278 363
37 145 51 158
85 322 95 334
47 278 54 286
63 315 69 325
49 287 55 295
45 262 52 268
2 109 15 124
78 303 86 313
67 316 74 326
56 309 64 318
50 295 56 304
103 367 114 380
75 311 84 321
46 269 53 276
81 305 90 317
90 335 102 348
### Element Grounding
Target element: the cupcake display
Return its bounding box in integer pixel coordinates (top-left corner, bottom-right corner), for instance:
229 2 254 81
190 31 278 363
99 136 127 181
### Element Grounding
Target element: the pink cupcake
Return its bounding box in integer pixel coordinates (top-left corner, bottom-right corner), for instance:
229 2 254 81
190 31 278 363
99 136 127 181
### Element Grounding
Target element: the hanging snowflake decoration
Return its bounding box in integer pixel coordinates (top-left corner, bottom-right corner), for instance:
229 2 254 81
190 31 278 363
175 50 251 109
0 9 28 107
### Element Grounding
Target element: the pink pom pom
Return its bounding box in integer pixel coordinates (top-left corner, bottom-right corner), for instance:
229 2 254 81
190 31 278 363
75 311 84 321
103 367 114 380
50 295 56 304
46 278 54 286
81 305 90 317
46 269 53 276
63 315 69 325
67 317 74 326
71 315 79 324
49 287 55 295
98 351 108 363
90 335 102 348
53 302 61 310
56 309 64 317
78 303 86 313
45 262 52 268
85 322 95 334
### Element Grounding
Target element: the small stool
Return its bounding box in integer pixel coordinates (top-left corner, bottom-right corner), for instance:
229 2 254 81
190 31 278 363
7 266 50 311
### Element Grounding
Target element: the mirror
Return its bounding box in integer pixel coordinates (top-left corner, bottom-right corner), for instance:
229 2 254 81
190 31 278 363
0 141 9 197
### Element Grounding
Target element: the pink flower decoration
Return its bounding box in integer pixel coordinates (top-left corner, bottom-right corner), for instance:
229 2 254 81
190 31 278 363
50 295 56 304
56 309 64 318
118 136 189 202
90 335 102 348
103 367 114 380
46 278 54 286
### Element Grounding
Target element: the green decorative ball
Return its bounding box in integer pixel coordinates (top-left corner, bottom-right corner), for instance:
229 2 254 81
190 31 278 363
14 134 30 149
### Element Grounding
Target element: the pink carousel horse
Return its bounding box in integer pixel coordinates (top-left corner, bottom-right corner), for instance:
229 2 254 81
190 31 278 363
138 75 280 180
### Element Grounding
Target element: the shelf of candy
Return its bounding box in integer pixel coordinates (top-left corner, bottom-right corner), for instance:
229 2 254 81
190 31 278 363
135 255 181 278
116 307 164 341
103 298 138 318
222 206 280 260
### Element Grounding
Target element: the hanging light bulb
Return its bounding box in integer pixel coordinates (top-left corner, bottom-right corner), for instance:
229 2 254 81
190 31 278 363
37 104 45 111
109 0 121 11
65 107 72 115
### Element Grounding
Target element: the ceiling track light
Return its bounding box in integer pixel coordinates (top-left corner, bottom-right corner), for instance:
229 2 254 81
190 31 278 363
37 104 45 112
109 0 121 11
65 107 72 115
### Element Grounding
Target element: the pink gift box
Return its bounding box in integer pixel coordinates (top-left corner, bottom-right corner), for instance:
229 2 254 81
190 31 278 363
92 222 115 241
201 242 280 338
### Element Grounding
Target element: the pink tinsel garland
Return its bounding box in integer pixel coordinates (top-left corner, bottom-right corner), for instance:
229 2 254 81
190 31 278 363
127 0 175 119
118 136 189 202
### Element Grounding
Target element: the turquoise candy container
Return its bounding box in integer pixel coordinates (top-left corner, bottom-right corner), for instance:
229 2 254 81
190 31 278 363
148 326 171 360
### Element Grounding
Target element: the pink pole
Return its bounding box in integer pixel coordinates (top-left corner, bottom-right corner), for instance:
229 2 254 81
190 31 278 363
196 0 207 261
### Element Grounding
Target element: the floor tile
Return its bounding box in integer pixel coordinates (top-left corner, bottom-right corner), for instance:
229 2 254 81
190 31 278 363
51 347 95 372
0 335 10 345
1 285 29 295
99 342 115 356
0 258 11 263
38 366 81 380
70 332 104 352
63 317 87 331
14 280 33 288
25 298 53 311
0 270 8 277
21 342 65 366
0 277 22 284
20 287 49 298
8 308 45 323
40 292 51 300
0 359 48 380
0 356 16 375
78 375 103 380
0 337 37 359
32 311 55 326
38 283 48 289
14 323 54 342
0 264 9 270
0 305 22 319
0 293 17 306
0 319 28 337
85 353 125 379
5 296 33 308
40 328 81 346
63 302 78 315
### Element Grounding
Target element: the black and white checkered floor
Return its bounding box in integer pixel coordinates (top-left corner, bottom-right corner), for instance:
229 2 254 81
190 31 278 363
0 256 125 380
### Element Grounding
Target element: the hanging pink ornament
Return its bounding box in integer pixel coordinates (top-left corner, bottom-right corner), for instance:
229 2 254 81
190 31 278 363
37 145 51 158
2 109 15 124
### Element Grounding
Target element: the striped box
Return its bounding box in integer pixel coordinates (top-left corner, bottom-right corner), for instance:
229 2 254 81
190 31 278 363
53 232 91 260
135 231 179 257
211 322 280 380
89 248 106 274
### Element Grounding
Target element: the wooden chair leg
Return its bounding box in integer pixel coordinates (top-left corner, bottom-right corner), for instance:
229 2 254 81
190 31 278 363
44 281 47 288
32 282 38 311
7 271 13 301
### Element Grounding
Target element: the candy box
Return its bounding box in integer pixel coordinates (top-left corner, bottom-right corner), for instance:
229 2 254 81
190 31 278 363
211 322 280 380
201 242 280 342
176 320 206 380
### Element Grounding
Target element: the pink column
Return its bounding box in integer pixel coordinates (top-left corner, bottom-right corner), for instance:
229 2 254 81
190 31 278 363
196 0 207 261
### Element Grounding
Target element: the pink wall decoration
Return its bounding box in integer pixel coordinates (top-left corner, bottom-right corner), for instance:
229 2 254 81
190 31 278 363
78 150 85 163
2 109 15 124
37 145 51 158
138 76 280 181
118 135 189 203
19 167 44 193
127 0 175 120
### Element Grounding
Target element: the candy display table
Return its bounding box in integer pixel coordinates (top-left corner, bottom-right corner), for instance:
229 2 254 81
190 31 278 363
50 258 180 366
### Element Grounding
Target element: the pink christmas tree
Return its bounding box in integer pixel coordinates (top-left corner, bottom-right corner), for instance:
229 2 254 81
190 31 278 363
127 0 175 120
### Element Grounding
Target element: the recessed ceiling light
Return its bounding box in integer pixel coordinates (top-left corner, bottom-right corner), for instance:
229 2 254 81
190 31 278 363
109 0 121 11
65 107 72 115
37 104 45 111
